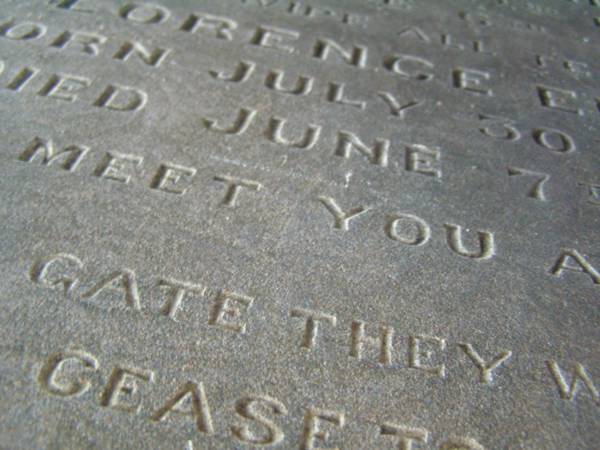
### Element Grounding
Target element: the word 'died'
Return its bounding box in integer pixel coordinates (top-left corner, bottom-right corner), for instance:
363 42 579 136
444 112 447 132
0 60 147 112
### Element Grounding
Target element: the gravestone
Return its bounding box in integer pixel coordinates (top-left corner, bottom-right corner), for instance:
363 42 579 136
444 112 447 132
0 0 598 448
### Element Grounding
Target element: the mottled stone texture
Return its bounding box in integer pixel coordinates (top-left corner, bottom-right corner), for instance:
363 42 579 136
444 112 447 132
0 0 598 448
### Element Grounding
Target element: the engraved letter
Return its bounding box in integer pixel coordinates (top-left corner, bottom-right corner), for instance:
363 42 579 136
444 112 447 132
232 395 288 445
250 26 299 53
265 70 313 95
335 131 389 167
267 117 321 149
213 175 262 207
158 278 206 321
408 335 446 378
564 60 590 77
114 41 170 67
386 213 431 246
440 437 484 450
30 253 83 294
39 74 91 102
0 20 46 40
537 85 582 115
441 34 465 51
550 248 600 284
6 67 39 92
81 270 141 310
151 163 197 195
452 68 492 96
180 14 237 40
380 423 429 450
94 84 148 111
152 381 214 433
384 54 433 81
50 31 107 55
317 196 369 231
203 108 256 135
378 93 424 119
547 360 599 405
532 128 576 154
94 151 143 184
327 83 366 110
290 308 337 349
100 366 154 413
19 137 88 171
350 320 394 365
210 290 254 333
210 61 255 83
405 144 441 178
458 343 512 384
578 181 600 206
397 27 430 43
119 3 170 24
38 350 98 397
444 224 495 260
54 0 94 12
313 39 367 68
301 408 345 450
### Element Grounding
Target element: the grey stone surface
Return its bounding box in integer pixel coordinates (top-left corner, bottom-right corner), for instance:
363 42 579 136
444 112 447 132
0 0 598 448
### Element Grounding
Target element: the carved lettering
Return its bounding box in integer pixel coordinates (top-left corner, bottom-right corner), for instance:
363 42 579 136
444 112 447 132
152 381 214 433
350 320 394 365
30 253 83 293
408 335 446 378
210 290 254 333
151 163 197 195
317 196 370 231
232 395 288 445
550 249 600 284
213 175 262 207
335 131 389 166
444 224 495 260
38 350 98 397
19 137 88 171
458 343 512 384
290 308 337 349
100 366 154 413
80 270 141 310
301 408 345 450
537 85 582 115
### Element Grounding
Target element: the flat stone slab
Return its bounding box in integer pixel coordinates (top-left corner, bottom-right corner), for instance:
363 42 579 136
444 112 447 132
0 0 598 448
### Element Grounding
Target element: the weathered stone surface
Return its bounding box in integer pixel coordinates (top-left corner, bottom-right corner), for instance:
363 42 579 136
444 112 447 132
0 0 598 448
